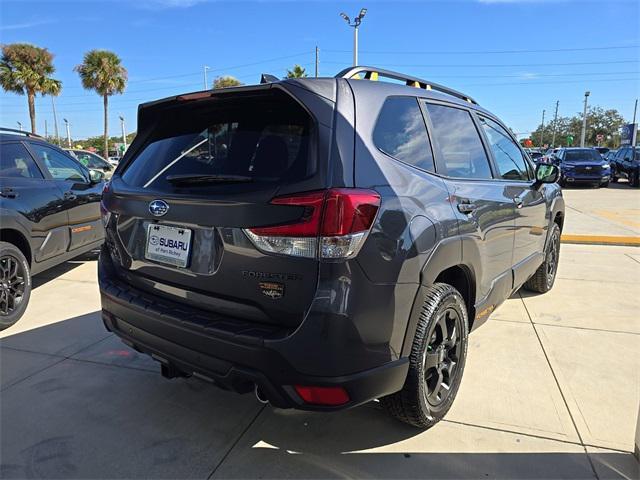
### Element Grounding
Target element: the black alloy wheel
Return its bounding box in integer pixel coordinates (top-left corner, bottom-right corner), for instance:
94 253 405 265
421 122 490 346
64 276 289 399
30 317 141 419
0 242 31 330
0 254 26 316
423 307 463 407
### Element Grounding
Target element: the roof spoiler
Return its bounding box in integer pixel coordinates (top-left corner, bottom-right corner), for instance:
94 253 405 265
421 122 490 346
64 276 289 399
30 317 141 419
336 66 478 105
260 73 280 84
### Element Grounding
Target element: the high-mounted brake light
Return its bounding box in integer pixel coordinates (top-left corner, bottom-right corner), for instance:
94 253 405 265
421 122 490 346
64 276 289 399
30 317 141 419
243 188 380 260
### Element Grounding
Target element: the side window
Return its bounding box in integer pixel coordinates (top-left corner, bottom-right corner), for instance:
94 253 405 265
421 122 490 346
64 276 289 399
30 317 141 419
479 117 530 181
0 143 43 178
372 97 435 172
29 144 88 182
424 103 492 179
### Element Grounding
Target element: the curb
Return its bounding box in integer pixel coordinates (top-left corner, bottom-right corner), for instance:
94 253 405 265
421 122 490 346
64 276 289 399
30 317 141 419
560 234 640 247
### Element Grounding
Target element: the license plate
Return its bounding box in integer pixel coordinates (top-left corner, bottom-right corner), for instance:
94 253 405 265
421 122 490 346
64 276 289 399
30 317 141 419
145 224 192 268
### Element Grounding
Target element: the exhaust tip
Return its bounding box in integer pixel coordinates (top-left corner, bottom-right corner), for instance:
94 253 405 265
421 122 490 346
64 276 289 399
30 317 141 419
255 384 269 404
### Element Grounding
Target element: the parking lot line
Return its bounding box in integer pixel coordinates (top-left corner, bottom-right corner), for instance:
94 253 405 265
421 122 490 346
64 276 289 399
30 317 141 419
561 234 640 246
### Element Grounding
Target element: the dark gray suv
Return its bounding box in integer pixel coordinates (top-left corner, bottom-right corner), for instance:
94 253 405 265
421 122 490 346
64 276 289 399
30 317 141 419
98 67 564 428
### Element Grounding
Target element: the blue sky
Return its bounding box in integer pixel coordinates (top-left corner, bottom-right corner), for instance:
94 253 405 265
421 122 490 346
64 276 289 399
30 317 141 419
1 0 638 140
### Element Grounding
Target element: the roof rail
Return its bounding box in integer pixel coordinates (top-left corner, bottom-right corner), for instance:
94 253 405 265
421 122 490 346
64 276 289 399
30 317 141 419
0 127 44 139
335 66 478 105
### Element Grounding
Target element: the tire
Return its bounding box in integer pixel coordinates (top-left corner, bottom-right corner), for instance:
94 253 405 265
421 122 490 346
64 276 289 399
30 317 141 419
381 283 469 429
524 223 561 294
631 171 640 188
611 168 619 183
0 241 31 331
600 181 609 188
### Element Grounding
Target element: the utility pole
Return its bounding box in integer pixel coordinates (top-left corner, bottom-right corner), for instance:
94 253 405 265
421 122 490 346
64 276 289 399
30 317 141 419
580 91 590 147
17 121 22 131
633 99 638 147
119 115 127 152
340 8 367 66
203 65 210 90
64 118 71 147
51 96 60 145
315 46 319 78
45 119 48 139
540 109 545 147
551 100 559 147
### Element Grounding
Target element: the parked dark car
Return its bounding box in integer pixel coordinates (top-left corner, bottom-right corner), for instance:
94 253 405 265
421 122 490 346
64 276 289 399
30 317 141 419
98 67 563 429
610 146 640 187
0 129 105 329
66 149 114 180
552 147 611 187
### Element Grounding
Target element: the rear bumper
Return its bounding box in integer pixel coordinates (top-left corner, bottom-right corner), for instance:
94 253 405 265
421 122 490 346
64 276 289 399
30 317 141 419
98 250 408 410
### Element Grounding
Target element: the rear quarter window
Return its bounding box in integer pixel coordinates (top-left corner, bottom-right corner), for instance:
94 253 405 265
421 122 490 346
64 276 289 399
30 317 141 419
372 96 435 172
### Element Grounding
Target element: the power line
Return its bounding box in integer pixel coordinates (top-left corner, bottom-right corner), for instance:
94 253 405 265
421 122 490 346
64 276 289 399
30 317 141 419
0 64 316 113
322 59 640 68
51 51 313 91
323 44 639 55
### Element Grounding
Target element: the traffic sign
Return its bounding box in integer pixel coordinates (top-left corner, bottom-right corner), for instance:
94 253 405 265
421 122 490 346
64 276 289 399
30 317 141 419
596 134 604 142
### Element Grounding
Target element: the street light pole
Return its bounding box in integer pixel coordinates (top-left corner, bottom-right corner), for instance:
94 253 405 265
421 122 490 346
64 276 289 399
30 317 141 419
551 100 559 148
63 118 71 147
315 46 319 78
340 8 367 66
51 96 60 145
540 109 545 147
203 65 210 90
119 115 127 152
580 91 590 147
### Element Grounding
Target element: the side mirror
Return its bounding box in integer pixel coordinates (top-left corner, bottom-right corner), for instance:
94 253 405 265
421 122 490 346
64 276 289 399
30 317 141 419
89 169 105 184
535 163 560 185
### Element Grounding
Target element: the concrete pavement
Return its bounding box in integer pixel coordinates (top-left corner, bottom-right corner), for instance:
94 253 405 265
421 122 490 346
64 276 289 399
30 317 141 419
561 183 640 244
1 243 638 479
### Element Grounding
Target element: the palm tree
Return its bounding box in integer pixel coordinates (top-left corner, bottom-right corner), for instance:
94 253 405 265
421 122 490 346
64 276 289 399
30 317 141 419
285 65 308 79
213 76 243 89
75 50 127 158
0 43 62 134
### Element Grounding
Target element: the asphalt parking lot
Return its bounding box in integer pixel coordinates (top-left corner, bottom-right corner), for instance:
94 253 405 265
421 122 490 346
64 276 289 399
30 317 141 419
1 186 639 479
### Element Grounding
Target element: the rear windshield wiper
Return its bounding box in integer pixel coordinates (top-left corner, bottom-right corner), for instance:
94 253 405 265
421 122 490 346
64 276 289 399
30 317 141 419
166 174 253 185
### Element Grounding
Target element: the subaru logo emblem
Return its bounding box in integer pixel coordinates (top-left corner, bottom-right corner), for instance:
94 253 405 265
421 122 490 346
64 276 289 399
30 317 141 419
149 200 169 217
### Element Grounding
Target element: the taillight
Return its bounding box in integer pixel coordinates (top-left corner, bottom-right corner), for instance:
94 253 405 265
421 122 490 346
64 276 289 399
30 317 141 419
100 181 111 227
243 188 380 260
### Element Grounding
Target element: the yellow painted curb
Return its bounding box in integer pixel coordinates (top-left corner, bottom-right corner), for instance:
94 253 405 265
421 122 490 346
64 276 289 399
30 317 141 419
561 234 640 247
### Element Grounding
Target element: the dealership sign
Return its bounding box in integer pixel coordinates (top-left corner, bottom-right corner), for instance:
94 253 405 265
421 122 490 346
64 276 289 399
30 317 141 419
620 123 637 146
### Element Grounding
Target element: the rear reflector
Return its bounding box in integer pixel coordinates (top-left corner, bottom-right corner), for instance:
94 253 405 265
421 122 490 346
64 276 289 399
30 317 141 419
244 188 380 260
294 385 350 406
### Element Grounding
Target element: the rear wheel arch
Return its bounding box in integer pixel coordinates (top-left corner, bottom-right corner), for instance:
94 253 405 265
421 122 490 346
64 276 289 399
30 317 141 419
404 249 477 357
433 265 476 330
0 228 32 267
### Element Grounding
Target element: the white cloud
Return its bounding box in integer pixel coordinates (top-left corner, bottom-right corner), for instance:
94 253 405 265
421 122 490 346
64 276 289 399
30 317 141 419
0 20 56 31
136 0 208 8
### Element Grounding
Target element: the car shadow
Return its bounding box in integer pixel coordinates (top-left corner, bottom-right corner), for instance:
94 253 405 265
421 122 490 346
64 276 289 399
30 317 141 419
2 311 638 479
31 249 100 290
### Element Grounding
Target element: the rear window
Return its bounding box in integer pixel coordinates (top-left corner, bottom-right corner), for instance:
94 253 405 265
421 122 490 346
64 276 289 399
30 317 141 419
564 150 601 162
122 92 313 190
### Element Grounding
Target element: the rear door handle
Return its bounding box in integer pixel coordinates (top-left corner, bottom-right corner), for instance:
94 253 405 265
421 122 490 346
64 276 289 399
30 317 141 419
457 201 477 214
